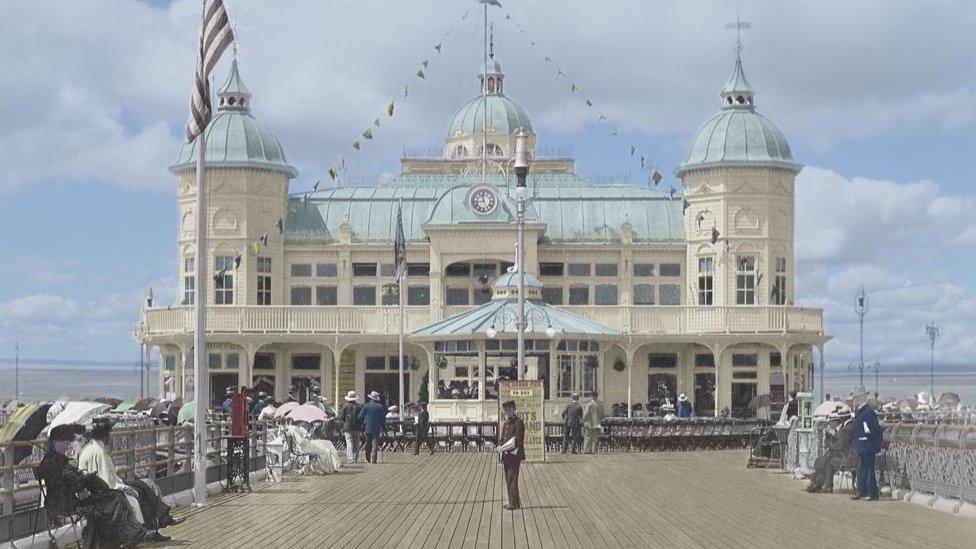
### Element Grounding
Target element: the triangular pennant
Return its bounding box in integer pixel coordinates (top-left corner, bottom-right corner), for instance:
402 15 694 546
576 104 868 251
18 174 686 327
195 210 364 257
260 232 269 246
328 166 338 180
373 118 381 128
570 84 580 93
629 146 636 156
402 85 408 98
710 227 720 245
249 241 260 255
668 187 676 200
386 101 395 117
652 170 663 185
275 219 284 233
556 70 565 79
362 129 374 139
434 44 442 54
312 179 320 192
352 141 361 150
640 156 646 170
598 115 607 122
421 59 429 69
416 68 425 79
682 199 690 214
585 99 593 107
234 255 242 269
544 56 551 62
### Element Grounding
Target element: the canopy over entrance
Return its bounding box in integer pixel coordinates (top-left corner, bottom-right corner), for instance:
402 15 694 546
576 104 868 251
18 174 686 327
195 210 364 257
412 272 622 339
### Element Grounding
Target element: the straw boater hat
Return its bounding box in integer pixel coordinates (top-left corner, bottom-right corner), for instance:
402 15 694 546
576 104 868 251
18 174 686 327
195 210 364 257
678 394 688 402
368 391 382 401
344 391 359 402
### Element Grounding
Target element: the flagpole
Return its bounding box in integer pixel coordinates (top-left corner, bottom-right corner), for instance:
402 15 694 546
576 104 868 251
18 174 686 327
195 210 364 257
397 199 405 428
192 129 209 506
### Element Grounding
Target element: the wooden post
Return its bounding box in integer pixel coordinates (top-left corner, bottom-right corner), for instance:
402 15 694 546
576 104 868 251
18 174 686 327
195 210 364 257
167 427 176 476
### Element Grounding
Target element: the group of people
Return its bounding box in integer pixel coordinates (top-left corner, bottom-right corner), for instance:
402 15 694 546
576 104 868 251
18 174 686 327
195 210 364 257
559 393 607 454
37 417 182 548
806 391 883 501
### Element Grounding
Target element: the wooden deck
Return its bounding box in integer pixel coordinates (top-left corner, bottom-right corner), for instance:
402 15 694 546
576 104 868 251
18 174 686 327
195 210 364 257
159 451 976 548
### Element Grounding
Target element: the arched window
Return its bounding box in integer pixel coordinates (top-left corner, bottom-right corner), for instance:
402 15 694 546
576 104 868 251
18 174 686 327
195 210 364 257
485 143 503 157
453 145 469 159
228 97 236 106
487 77 496 93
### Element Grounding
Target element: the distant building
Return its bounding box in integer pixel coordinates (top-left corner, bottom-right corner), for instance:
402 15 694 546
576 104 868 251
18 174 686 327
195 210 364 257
138 47 828 419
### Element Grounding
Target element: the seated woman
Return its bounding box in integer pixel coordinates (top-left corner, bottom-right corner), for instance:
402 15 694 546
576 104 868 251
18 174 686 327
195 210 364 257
286 424 342 474
36 424 146 548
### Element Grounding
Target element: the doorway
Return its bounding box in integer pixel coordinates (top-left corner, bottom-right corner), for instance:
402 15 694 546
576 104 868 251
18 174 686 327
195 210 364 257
732 382 757 418
210 373 238 408
364 373 410 408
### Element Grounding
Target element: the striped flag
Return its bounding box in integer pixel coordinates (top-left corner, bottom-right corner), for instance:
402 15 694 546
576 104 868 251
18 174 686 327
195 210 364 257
394 201 406 282
185 0 235 142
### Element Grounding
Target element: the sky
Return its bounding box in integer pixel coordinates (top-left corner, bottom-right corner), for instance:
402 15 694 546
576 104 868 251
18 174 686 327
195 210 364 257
0 0 973 370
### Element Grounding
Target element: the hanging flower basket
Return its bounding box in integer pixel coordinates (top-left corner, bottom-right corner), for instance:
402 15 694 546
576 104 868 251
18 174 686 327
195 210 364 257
612 358 627 372
408 356 420 371
436 355 448 369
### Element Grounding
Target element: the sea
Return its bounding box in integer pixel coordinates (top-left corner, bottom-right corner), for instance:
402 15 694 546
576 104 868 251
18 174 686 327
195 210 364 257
1 366 974 405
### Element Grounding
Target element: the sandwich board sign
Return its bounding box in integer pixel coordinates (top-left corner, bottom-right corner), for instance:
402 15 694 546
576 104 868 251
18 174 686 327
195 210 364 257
498 379 546 462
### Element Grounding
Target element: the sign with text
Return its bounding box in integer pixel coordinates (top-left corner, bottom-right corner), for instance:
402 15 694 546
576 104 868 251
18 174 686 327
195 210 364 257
498 380 545 462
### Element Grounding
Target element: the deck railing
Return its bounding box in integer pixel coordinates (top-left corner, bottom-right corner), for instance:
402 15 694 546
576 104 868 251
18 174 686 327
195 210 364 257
143 304 823 338
0 419 270 543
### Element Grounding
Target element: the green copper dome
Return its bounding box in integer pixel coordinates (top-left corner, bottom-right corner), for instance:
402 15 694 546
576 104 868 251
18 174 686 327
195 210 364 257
677 55 800 176
448 94 533 137
447 56 532 138
170 60 297 178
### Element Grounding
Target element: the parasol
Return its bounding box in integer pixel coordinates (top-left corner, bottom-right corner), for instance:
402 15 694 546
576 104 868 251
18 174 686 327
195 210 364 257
939 392 961 406
93 397 123 408
133 397 157 412
46 401 67 423
813 401 851 417
178 401 196 424
286 404 327 424
11 403 52 463
274 401 301 419
113 399 137 413
4 400 21 414
167 397 185 424
47 401 111 432
150 399 171 417
748 394 773 410
0 404 40 443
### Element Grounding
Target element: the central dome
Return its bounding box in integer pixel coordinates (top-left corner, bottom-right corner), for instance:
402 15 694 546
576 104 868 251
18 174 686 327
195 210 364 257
447 94 533 138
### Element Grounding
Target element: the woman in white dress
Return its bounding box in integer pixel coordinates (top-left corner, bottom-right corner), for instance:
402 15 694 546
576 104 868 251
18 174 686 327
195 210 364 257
285 424 342 474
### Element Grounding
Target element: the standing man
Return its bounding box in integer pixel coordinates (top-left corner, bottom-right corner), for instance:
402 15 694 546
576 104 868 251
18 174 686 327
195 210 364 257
561 394 583 454
677 394 693 418
582 392 606 454
499 400 525 511
851 392 883 500
337 391 363 464
359 391 387 464
413 401 435 455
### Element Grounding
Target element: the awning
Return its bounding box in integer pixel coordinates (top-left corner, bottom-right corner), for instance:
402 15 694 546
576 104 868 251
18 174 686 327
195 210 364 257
412 298 622 339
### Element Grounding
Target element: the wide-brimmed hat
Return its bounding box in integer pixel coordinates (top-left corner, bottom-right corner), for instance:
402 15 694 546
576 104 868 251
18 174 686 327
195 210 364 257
388 406 398 412
678 394 688 402
49 424 85 442
368 391 382 401
345 391 359 402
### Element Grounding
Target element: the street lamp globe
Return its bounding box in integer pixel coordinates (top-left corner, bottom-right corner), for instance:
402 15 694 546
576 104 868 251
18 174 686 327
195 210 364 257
486 326 498 339
545 326 556 338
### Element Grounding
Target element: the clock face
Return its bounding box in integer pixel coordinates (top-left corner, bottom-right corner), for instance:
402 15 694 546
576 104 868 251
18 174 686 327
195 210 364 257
469 186 499 215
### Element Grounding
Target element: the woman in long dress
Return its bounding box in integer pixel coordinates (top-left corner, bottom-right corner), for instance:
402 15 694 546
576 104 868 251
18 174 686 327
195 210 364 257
285 424 342 474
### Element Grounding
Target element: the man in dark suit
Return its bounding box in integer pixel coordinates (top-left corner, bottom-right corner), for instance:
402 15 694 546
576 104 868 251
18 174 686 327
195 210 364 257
499 400 526 510
806 411 858 493
851 394 883 500
413 402 434 455
561 394 583 454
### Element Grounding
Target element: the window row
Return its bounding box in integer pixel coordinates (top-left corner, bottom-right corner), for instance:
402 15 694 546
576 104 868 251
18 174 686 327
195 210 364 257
540 284 681 306
290 262 431 278
539 262 681 278
289 284 432 306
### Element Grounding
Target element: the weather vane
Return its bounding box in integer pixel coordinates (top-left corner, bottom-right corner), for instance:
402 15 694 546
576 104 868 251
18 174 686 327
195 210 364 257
724 12 751 54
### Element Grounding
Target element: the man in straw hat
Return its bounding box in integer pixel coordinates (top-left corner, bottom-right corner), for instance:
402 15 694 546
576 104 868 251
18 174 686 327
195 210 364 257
806 408 856 493
337 390 364 464
499 400 526 510
677 393 693 418
359 391 387 464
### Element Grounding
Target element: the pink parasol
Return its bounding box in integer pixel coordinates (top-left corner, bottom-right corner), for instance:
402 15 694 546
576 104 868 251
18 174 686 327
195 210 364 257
274 401 301 419
286 404 327 423
813 401 851 417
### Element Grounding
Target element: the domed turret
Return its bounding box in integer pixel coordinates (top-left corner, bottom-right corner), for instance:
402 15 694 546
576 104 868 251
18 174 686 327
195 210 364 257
677 55 800 176
443 38 535 160
170 59 297 178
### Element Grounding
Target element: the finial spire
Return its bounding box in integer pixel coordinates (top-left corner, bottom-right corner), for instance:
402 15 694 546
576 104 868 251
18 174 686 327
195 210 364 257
217 58 251 111
724 12 751 56
489 23 495 58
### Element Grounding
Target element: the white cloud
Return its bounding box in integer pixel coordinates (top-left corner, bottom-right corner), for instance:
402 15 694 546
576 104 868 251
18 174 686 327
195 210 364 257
1 1 974 194
795 167 976 366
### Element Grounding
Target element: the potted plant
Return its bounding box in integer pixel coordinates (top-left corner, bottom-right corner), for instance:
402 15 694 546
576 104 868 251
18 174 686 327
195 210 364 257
612 358 627 372
408 356 420 371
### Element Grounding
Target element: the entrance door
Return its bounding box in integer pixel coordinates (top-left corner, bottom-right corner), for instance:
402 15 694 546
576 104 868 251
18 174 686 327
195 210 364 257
732 382 757 418
364 373 410 408
694 373 715 417
210 373 238 408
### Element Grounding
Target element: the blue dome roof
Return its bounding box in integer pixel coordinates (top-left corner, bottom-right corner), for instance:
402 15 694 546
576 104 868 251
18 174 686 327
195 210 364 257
170 61 297 178
677 109 799 175
448 94 533 138
677 56 801 176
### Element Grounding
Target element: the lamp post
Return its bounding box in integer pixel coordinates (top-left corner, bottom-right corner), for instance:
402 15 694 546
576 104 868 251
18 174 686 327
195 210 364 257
854 287 869 390
866 361 880 396
513 128 531 380
925 322 939 399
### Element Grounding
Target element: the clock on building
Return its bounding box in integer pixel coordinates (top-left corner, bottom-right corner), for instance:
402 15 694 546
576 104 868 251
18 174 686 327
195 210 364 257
468 185 499 215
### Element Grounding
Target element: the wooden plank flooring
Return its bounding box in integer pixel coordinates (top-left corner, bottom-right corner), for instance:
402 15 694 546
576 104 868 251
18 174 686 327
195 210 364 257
156 451 976 548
